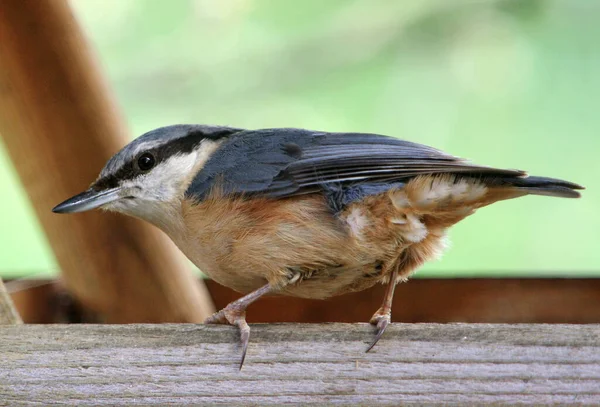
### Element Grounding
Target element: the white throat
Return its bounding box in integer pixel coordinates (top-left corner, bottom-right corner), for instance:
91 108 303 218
104 139 223 234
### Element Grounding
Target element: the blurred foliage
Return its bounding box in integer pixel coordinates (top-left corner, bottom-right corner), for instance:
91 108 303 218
1 0 599 278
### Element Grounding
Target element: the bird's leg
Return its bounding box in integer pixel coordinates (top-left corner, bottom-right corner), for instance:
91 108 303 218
366 266 399 352
204 283 274 369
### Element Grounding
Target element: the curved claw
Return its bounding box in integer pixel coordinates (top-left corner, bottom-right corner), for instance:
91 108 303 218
204 305 252 369
202 284 274 369
238 321 250 370
366 314 390 352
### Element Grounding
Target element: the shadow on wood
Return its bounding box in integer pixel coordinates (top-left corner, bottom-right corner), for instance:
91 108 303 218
210 278 600 324
1 324 599 405
0 278 21 324
8 278 600 324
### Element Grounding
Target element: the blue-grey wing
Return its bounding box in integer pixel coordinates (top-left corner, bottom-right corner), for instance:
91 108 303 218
184 128 525 202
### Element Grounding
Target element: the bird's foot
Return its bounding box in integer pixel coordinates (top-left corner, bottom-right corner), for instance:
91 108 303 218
204 303 251 369
203 284 273 369
366 309 391 352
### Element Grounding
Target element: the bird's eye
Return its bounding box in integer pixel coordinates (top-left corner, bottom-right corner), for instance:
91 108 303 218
137 153 156 171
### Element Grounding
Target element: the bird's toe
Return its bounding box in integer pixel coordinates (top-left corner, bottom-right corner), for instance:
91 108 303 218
367 312 391 352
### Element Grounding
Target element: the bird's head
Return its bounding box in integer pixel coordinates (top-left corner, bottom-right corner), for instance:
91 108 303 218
52 125 240 225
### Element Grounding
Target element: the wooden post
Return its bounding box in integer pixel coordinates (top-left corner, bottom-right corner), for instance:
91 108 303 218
0 279 21 324
0 0 214 322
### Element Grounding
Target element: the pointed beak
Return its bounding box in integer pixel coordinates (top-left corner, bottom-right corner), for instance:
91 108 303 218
52 187 122 214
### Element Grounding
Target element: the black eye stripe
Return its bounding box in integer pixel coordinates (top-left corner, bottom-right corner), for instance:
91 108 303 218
93 126 239 190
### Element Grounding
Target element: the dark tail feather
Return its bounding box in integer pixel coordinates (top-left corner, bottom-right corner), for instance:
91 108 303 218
488 175 584 199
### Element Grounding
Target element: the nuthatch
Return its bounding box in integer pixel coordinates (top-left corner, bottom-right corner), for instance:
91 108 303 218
53 125 583 367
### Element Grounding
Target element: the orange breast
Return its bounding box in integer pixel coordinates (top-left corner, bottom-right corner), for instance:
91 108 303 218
174 175 495 299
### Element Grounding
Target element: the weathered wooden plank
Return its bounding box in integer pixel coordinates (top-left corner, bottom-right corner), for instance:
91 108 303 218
1 324 599 405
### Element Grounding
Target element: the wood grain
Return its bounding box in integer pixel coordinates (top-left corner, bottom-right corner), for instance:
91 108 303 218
1 324 599 405
0 0 214 322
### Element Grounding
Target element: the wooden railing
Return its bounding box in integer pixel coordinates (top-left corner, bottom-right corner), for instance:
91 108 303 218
1 323 598 405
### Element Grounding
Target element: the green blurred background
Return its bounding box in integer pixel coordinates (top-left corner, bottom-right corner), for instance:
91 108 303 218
1 0 598 279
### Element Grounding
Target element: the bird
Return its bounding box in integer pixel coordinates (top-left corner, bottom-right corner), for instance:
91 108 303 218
53 125 583 367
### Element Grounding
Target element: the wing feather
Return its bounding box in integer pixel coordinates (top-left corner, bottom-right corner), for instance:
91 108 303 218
185 128 525 201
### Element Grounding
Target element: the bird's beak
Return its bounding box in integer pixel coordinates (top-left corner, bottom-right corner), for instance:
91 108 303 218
52 187 122 214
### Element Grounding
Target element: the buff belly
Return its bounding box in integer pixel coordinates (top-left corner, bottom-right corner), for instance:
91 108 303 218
175 174 492 299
